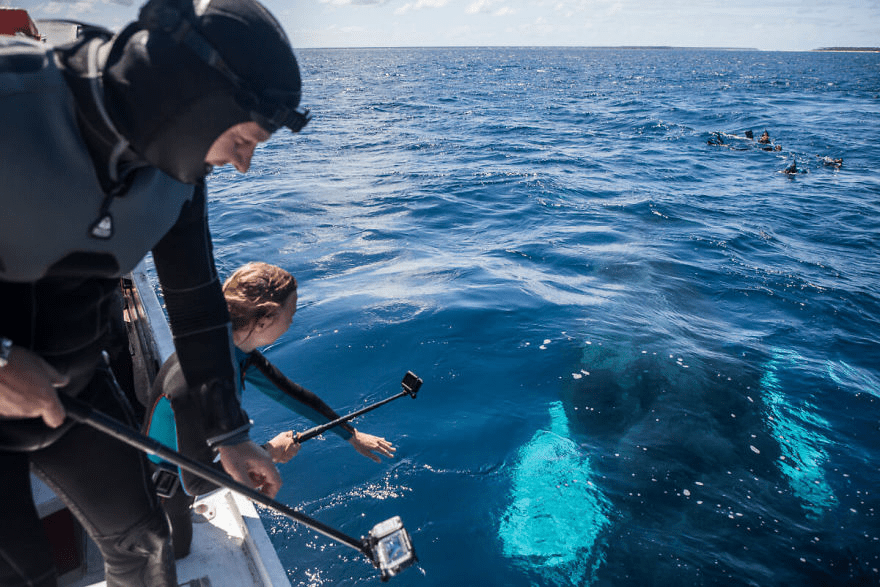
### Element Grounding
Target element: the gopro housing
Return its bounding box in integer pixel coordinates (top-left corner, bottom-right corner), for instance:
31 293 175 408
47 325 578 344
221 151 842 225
401 371 422 397
366 516 417 581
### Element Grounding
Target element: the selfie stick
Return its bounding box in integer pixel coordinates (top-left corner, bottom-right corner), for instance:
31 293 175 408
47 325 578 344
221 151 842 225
297 371 423 443
59 394 417 580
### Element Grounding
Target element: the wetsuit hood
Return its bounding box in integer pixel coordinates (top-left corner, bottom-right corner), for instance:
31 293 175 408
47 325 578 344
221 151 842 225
102 0 306 184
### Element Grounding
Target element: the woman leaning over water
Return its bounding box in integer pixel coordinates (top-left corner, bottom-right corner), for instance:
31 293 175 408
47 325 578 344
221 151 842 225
146 262 395 558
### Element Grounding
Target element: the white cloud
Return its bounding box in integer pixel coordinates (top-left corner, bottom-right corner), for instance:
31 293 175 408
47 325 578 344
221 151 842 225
517 15 555 37
40 0 105 18
466 0 505 15
465 0 515 17
395 0 448 15
37 2 66 15
547 0 624 15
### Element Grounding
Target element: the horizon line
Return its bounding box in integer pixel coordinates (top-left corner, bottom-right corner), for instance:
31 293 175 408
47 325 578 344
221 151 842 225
294 44 879 53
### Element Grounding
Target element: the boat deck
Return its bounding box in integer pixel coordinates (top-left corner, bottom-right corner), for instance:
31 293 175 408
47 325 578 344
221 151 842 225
57 489 289 587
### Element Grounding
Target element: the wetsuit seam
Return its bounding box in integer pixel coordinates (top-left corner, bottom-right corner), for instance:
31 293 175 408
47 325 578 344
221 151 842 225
170 322 229 339
28 284 37 352
29 460 101 538
159 275 220 294
198 199 213 269
30 444 157 540
15 283 113 356
35 324 110 357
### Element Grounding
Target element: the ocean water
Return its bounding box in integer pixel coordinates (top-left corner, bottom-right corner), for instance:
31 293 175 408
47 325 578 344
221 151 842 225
201 48 880 586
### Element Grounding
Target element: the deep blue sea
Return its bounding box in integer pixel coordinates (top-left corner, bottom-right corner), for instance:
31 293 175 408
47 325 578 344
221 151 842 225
201 48 880 586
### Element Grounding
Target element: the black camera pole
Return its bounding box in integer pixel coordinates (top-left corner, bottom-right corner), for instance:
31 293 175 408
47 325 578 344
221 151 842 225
297 371 423 443
59 394 372 558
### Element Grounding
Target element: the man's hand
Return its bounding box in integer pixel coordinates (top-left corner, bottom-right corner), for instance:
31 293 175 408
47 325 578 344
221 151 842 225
218 440 283 498
349 429 396 463
0 345 69 428
264 430 301 464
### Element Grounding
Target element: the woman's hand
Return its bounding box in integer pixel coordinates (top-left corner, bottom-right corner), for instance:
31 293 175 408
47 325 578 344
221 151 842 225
218 440 283 497
0 345 69 427
264 430 301 463
348 429 396 463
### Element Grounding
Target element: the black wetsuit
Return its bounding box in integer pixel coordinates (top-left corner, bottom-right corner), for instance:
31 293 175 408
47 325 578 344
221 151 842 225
0 33 247 587
0 190 247 587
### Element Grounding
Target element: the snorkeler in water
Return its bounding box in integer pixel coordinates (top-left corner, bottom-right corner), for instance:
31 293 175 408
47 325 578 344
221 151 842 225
707 132 725 146
756 130 783 151
712 128 842 174
818 155 844 169
707 130 754 150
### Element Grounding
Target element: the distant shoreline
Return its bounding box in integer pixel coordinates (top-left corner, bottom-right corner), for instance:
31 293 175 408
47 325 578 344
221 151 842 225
813 47 880 52
298 46 767 52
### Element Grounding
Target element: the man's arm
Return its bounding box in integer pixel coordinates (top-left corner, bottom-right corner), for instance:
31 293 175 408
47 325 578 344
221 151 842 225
151 183 280 495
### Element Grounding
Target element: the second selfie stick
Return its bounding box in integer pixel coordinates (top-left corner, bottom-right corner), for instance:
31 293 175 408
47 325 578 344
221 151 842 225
297 371 423 443
59 388 419 580
60 394 368 551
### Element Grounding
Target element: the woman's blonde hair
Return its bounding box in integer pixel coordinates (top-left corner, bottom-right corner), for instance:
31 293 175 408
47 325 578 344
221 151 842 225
222 262 298 333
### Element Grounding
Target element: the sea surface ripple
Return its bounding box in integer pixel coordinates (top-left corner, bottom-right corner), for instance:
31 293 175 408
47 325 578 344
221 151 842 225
200 48 880 586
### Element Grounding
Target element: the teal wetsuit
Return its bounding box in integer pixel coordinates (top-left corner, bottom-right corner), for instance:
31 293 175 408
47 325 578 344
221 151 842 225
145 347 355 559
146 347 354 493
237 347 355 442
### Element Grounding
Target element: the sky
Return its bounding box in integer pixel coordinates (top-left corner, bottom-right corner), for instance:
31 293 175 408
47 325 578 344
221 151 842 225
4 0 879 51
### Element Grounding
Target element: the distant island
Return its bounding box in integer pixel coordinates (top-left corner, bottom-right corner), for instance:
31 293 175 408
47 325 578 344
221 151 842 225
612 46 759 51
814 47 880 52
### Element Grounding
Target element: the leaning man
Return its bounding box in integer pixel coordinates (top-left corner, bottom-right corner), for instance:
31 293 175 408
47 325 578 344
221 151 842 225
0 1 309 585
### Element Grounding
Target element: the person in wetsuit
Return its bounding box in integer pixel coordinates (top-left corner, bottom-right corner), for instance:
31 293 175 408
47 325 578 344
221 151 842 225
146 263 395 558
0 1 310 585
